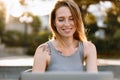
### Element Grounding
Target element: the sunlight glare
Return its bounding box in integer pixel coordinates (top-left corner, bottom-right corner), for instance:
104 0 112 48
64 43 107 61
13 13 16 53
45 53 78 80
28 0 56 16
2 0 23 23
0 57 33 66
2 0 56 23
87 1 112 17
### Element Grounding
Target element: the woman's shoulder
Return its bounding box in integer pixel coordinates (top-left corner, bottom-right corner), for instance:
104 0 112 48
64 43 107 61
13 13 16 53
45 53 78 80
83 41 96 49
37 42 49 49
35 41 51 56
82 41 97 56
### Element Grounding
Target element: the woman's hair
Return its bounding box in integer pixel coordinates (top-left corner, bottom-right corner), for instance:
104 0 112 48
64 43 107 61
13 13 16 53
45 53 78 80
50 0 87 44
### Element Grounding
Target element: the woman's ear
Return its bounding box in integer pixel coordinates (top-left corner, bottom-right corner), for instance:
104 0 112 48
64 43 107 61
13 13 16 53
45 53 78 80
54 23 56 26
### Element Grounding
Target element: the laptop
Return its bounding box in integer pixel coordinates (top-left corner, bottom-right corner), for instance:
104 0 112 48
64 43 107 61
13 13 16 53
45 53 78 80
20 71 114 80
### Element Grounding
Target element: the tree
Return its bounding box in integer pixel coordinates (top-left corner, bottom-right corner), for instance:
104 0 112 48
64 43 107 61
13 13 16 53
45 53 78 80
74 0 120 55
30 14 41 34
0 1 6 42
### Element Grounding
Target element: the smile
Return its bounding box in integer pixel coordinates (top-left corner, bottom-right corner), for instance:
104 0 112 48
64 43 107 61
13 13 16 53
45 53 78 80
62 28 72 32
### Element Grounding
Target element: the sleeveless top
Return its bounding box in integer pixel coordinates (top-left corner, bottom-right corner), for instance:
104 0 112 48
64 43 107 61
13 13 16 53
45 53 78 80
46 41 84 72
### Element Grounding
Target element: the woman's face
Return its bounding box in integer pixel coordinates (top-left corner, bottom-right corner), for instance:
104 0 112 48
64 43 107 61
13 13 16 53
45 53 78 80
55 6 76 38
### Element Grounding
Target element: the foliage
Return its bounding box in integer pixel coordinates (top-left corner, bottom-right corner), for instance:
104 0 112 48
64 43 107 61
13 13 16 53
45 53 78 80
0 1 6 40
102 3 120 53
26 30 52 55
84 13 96 25
2 30 24 46
2 29 52 55
75 0 120 56
30 15 41 33
0 17 5 37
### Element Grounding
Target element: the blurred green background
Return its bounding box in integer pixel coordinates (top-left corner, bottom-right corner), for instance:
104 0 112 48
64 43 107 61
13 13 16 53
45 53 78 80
0 0 120 59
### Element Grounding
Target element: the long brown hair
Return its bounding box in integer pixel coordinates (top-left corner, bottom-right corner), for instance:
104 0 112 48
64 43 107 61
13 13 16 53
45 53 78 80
50 0 87 45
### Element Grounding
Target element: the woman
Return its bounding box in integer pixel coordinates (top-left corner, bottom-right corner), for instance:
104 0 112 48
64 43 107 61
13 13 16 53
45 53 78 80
32 0 98 72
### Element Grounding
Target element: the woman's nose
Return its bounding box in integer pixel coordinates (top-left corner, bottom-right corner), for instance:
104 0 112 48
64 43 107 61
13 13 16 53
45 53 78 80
64 20 70 26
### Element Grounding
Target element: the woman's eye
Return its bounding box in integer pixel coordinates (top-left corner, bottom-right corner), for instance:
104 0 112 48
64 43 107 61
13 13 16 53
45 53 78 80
58 19 64 21
69 17 74 20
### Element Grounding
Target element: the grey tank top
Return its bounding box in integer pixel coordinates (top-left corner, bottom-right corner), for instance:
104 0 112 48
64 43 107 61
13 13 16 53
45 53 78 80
46 41 84 72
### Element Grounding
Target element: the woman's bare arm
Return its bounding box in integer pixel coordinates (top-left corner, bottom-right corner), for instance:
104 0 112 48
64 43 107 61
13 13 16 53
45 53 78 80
83 41 98 72
32 43 50 72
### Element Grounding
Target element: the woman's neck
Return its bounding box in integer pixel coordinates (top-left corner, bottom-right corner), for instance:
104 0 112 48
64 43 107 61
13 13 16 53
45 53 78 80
52 37 79 56
55 37 78 48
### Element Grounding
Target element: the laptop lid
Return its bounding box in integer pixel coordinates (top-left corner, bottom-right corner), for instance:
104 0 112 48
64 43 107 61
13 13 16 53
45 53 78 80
20 71 114 80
